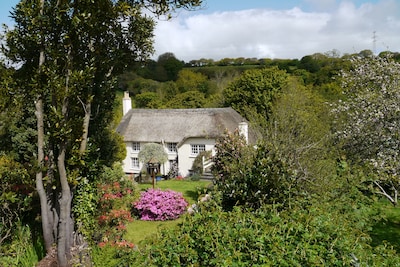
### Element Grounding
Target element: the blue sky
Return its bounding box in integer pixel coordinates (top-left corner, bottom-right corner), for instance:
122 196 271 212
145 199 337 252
0 0 19 26
1 0 399 61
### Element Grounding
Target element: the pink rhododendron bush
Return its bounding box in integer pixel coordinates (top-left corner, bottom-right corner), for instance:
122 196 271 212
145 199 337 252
134 189 188 221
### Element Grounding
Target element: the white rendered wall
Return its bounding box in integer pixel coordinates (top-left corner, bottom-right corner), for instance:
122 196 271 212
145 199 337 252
177 137 215 177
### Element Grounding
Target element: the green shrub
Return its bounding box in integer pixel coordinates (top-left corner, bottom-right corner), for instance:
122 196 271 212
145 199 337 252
189 173 201 181
0 223 44 267
0 155 33 246
92 241 138 267
73 176 99 239
213 130 297 210
134 201 400 266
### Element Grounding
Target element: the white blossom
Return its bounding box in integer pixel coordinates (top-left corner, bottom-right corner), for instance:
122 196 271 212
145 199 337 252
332 53 400 204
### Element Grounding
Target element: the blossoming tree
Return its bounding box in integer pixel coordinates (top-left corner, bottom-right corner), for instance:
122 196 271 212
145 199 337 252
333 54 400 206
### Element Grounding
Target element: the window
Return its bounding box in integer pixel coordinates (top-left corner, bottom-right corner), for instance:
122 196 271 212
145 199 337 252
167 142 177 153
191 144 205 155
132 142 140 152
131 157 139 168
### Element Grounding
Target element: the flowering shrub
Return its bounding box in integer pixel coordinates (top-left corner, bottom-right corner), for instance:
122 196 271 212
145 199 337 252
134 189 188 221
98 209 133 232
98 240 135 249
98 181 134 210
97 181 135 246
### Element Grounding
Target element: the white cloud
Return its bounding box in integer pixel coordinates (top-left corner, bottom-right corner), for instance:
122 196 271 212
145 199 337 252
304 0 337 11
153 0 400 61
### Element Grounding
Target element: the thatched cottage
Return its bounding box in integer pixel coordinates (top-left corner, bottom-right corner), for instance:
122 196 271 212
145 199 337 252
116 92 254 178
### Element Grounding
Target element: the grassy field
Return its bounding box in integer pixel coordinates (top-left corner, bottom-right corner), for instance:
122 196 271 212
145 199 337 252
124 180 212 244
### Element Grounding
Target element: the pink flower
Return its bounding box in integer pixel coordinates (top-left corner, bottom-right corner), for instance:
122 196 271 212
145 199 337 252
134 189 188 221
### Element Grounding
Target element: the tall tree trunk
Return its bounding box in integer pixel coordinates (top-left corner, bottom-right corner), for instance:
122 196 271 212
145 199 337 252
55 42 75 267
56 143 72 267
80 100 91 154
35 98 55 252
36 0 55 253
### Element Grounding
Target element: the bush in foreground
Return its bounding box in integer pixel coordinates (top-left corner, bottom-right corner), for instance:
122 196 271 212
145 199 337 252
132 200 400 267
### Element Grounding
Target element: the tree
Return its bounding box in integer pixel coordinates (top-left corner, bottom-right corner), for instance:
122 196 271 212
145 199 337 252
138 143 168 184
138 143 168 165
165 90 206 108
176 69 214 95
333 54 400 206
135 91 163 108
0 64 37 163
223 67 288 128
265 77 337 194
2 0 202 265
155 52 184 81
299 55 321 73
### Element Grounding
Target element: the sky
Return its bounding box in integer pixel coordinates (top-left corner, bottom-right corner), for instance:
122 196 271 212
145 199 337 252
1 0 399 62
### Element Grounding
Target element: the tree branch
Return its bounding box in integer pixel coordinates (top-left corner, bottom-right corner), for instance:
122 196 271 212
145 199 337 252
374 181 397 205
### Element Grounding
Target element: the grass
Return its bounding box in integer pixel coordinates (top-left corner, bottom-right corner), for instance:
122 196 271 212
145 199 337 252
370 199 400 252
124 179 212 244
137 179 212 205
124 219 185 244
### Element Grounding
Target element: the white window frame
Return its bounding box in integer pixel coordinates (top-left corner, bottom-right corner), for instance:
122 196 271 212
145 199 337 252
132 142 140 152
191 144 205 156
167 142 177 153
131 157 139 169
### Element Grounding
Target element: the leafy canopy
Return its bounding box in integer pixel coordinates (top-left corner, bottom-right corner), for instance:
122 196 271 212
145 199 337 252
223 66 288 126
138 143 168 164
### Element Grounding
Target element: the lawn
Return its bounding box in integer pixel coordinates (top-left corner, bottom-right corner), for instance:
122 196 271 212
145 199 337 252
370 199 400 252
124 179 212 244
136 179 212 205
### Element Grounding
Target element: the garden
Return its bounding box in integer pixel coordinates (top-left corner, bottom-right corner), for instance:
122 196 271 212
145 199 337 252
88 171 213 266
85 99 400 266
85 148 400 267
77 123 400 266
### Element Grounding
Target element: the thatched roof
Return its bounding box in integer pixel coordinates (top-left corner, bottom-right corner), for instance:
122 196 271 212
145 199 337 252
116 108 255 145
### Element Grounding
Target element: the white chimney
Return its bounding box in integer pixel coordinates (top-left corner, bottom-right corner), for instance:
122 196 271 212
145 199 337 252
238 121 248 144
123 91 132 116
